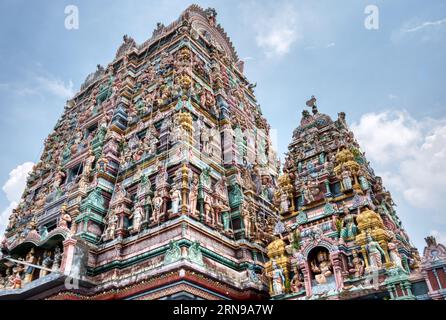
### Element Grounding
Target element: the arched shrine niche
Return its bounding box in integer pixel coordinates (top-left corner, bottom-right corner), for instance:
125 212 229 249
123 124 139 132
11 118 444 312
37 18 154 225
307 246 337 295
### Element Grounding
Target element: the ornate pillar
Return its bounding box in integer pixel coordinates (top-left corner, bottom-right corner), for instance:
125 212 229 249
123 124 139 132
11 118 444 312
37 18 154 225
60 238 78 275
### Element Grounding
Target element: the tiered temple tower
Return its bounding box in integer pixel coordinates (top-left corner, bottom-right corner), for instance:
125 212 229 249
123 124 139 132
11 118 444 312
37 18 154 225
0 5 280 300
265 97 430 300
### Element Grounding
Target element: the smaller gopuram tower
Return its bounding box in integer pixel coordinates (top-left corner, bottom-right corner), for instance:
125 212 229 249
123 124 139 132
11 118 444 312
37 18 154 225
265 97 424 300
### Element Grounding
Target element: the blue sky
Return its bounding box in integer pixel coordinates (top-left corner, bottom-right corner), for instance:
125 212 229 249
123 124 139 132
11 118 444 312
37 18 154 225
0 0 445 251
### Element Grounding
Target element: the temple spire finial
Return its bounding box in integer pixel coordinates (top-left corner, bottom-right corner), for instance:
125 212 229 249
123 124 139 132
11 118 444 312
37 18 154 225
305 95 318 115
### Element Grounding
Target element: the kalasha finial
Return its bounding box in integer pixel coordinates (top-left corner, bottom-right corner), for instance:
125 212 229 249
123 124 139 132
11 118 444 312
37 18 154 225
305 95 318 115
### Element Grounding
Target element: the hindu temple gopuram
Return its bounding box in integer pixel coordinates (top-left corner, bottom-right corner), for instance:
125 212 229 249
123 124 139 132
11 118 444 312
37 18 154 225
264 97 446 300
0 5 445 301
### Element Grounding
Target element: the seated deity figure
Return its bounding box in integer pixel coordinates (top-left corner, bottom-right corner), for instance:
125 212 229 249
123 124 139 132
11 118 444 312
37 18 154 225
269 261 286 296
365 234 386 269
348 250 365 278
290 266 305 293
311 250 333 285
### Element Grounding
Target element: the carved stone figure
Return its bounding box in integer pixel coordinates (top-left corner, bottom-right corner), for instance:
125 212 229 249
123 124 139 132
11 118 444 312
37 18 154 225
311 250 333 285
269 261 285 296
189 175 199 216
24 248 36 283
58 204 72 229
130 202 145 233
241 202 252 239
349 250 365 278
341 169 353 191
340 213 358 241
104 210 118 240
52 247 62 271
39 250 53 278
170 187 182 215
388 240 403 270
365 234 385 269
279 192 289 213
151 193 164 223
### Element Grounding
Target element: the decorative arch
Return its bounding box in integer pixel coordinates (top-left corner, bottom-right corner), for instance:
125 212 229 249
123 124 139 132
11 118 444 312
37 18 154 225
301 237 339 258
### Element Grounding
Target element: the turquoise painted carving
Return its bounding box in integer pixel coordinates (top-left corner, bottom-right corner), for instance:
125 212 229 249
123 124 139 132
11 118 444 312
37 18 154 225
164 240 182 265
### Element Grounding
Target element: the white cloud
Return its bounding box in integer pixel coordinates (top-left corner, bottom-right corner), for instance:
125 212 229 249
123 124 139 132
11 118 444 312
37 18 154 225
403 18 446 33
0 76 74 99
351 111 446 215
249 2 301 58
36 76 74 99
351 111 422 165
0 162 34 237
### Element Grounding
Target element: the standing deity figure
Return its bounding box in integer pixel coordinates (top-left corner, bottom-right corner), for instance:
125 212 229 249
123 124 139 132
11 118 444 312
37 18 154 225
203 194 214 225
58 204 72 230
130 202 145 233
311 250 333 284
200 124 211 155
151 193 164 224
348 250 365 278
388 240 403 270
269 261 286 296
39 250 53 278
189 175 199 217
52 247 62 271
241 203 252 239
170 187 182 215
24 248 36 283
365 234 386 269
279 192 289 213
84 149 96 177
104 210 118 240
341 169 353 191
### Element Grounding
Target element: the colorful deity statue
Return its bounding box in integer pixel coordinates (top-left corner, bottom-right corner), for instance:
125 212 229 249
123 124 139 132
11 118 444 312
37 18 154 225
39 250 53 278
340 213 358 242
311 250 333 285
349 250 365 278
290 266 304 293
269 261 286 296
365 234 385 269
24 248 37 283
